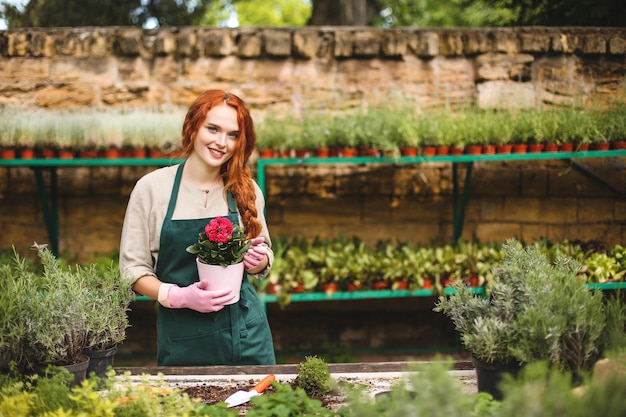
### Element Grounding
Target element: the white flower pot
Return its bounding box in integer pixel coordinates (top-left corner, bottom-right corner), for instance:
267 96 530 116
196 259 244 304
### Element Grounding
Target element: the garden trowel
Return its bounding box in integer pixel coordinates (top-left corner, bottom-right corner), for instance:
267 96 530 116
225 374 276 407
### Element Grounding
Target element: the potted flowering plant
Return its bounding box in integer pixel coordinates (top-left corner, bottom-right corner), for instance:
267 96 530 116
186 216 252 304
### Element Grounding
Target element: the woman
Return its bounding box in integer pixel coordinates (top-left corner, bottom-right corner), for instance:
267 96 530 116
119 89 276 366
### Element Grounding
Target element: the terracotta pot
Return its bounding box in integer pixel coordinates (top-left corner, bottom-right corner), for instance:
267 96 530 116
148 148 164 158
58 149 74 159
496 144 513 154
19 148 35 159
338 147 358 157
322 283 338 293
559 143 575 152
1 148 16 159
102 147 121 158
543 143 559 153
576 143 590 151
295 148 310 158
422 279 433 289
392 280 408 290
482 145 496 155
291 284 305 293
196 259 243 305
399 147 418 157
258 148 276 158
610 141 626 150
40 148 56 159
421 146 436 156
79 149 99 158
346 282 363 292
590 142 610 151
449 146 464 155
315 147 330 157
435 145 450 156
511 143 527 154
372 281 389 290
359 147 380 157
464 145 482 155
527 143 544 153
131 147 147 158
266 283 281 294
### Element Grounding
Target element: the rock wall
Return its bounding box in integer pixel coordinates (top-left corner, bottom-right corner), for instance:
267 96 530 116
1 26 626 115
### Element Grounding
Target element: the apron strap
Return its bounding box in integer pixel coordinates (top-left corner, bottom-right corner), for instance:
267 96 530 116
165 161 186 223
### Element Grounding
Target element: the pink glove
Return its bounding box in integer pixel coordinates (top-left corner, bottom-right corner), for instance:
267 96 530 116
166 280 235 313
243 237 268 272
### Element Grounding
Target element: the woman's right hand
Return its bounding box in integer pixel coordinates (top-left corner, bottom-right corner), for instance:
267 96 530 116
166 281 235 312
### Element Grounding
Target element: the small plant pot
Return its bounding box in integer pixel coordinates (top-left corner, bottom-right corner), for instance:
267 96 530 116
421 146 436 156
482 144 496 154
472 355 521 401
496 144 513 154
399 147 418 157
196 259 243 305
84 345 117 378
435 145 450 155
527 143 544 153
511 143 527 153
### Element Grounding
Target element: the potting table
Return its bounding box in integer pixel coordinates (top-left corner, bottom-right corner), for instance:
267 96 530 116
1 149 624 256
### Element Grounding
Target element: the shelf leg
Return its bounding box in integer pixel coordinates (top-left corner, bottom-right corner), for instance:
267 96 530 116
452 162 473 242
33 167 59 256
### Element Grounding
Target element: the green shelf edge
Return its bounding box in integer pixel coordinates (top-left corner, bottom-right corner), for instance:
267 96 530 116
132 282 623 303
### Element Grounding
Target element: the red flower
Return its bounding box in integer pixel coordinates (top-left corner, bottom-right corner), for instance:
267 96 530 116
205 217 233 243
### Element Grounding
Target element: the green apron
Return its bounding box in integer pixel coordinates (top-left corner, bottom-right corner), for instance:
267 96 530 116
155 161 276 366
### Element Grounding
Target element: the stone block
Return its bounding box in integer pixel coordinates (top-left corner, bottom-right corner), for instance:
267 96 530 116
519 31 551 53
0 57 49 82
6 31 30 56
578 198 614 223
153 29 177 55
50 56 117 84
28 31 55 57
381 29 407 57
293 29 319 58
608 36 626 54
263 29 292 57
478 198 502 221
521 169 549 196
463 30 490 55
477 80 535 110
334 30 354 57
35 85 96 108
199 29 236 57
475 52 534 81
151 56 182 83
176 28 197 57
489 29 520 54
501 197 542 222
237 28 262 57
521 224 549 242
438 31 463 56
538 198 578 223
353 31 381 57
475 222 522 242
117 57 151 82
571 32 607 54
117 29 144 56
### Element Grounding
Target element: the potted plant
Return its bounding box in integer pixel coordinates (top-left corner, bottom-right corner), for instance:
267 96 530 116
82 256 134 378
434 239 626 400
20 244 92 386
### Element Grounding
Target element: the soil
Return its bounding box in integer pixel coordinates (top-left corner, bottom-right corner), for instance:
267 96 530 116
181 379 347 415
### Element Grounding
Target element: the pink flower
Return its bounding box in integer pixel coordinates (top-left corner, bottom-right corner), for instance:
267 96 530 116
205 217 233 243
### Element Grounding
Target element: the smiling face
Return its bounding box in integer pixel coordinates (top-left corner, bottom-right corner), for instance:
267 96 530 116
192 104 240 169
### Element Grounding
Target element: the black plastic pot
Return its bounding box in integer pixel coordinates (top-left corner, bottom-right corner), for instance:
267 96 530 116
472 355 521 401
84 345 117 378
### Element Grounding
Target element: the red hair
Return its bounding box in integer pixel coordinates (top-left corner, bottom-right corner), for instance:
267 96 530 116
181 90 261 239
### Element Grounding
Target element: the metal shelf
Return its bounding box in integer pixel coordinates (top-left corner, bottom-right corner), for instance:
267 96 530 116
1 149 625 256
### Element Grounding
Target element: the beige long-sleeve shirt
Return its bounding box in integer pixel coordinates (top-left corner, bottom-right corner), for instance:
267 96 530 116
119 164 273 285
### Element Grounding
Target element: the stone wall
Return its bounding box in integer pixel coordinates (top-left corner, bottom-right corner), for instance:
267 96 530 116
2 26 626 115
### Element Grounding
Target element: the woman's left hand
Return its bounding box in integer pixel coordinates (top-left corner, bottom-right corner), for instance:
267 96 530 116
244 237 268 272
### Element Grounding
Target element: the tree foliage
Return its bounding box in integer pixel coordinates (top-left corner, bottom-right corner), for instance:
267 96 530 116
1 0 623 29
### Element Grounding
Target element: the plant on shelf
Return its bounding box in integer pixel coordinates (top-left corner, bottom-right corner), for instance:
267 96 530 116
434 239 626 386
